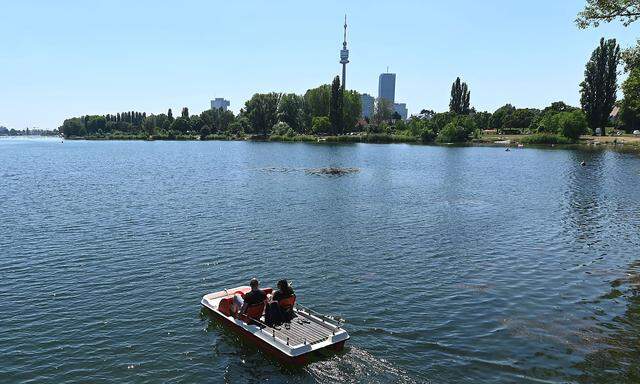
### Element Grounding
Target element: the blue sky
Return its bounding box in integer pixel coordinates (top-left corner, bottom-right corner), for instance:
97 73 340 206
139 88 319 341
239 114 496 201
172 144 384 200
0 0 637 130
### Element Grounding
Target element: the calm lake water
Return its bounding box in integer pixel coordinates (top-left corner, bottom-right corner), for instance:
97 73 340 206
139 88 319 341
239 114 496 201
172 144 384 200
2 137 640 383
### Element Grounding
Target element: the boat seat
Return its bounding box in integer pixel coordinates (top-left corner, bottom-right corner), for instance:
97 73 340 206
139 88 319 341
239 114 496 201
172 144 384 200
241 301 266 325
218 297 233 316
278 294 296 311
218 288 271 321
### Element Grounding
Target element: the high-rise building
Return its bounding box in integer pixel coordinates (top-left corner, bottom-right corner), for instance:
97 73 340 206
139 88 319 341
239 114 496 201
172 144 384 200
339 15 349 90
211 98 230 111
360 94 375 119
378 73 396 104
393 103 408 120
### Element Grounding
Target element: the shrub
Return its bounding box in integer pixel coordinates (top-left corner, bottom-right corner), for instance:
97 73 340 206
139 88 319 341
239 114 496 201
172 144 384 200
199 125 211 140
272 122 293 137
558 110 588 140
311 117 330 134
420 129 436 143
520 133 574 145
269 134 316 142
436 122 469 143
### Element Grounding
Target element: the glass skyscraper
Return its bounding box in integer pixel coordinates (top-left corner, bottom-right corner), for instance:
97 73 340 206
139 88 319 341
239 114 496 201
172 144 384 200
378 73 396 104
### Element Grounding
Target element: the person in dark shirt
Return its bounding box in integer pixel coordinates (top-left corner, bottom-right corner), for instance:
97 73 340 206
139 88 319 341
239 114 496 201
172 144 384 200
272 279 295 303
265 279 296 326
233 278 267 317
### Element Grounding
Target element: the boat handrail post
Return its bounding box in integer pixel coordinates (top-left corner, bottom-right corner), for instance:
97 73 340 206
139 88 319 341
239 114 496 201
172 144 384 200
295 303 344 328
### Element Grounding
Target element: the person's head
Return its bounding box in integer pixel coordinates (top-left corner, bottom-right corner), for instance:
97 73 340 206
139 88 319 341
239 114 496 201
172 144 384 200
277 279 290 293
249 278 259 290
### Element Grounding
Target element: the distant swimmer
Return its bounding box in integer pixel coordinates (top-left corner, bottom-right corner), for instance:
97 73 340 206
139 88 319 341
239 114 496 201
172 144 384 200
581 161 586 166
505 148 511 152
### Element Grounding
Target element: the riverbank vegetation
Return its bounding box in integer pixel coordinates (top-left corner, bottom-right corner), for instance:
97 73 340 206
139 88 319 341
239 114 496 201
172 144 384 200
59 1 640 149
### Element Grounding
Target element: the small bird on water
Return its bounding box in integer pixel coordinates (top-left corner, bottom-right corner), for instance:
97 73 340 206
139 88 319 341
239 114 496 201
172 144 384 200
581 161 586 166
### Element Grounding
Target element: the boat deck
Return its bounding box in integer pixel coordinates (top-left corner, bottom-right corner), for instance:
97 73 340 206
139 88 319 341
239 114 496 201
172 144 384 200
259 311 336 346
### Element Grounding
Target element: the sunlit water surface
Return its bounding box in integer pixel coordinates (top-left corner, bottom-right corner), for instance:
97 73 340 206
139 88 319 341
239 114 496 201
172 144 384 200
2 137 640 383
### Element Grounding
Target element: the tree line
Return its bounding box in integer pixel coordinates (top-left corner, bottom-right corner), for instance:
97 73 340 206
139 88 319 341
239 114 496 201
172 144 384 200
61 77 363 140
60 0 640 144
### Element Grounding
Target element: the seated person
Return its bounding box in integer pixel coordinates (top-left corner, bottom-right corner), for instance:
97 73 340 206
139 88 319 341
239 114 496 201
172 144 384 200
265 279 296 326
232 278 267 321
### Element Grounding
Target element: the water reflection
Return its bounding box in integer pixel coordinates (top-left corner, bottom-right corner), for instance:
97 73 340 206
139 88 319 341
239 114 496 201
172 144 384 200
574 260 640 382
563 149 606 247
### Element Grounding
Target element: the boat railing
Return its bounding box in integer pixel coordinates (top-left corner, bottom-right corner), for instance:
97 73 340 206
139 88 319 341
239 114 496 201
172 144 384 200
294 303 344 329
248 317 305 347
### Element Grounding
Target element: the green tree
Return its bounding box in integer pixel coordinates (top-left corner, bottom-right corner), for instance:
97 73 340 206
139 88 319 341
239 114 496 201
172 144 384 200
436 115 475 143
277 93 305 133
168 109 173 121
436 122 468 143
544 101 580 114
622 40 640 72
489 104 516 130
181 107 189 118
504 108 540 129
272 121 294 137
342 90 362 132
580 38 621 135
329 76 343 135
311 116 331 134
373 98 393 125
199 125 211 140
60 118 84 137
472 111 492 130
558 110 588 139
85 115 106 134
200 108 235 133
532 102 580 131
228 116 250 135
303 85 331 119
170 117 190 133
189 115 204 131
576 0 640 28
449 77 471 115
244 93 281 136
620 67 640 132
143 116 156 136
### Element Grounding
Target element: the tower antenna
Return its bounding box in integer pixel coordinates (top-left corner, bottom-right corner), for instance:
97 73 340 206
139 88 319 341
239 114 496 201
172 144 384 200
343 14 348 48
340 14 350 91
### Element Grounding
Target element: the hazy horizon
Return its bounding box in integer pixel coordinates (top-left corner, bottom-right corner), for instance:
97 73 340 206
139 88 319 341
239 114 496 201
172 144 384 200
1 0 637 130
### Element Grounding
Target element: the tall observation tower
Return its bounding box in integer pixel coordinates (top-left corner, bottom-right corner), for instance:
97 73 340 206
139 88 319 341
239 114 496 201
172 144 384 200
340 15 349 91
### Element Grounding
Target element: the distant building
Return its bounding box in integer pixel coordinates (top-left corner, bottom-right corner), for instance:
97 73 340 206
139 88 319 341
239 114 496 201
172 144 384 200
378 73 396 104
360 94 375 119
393 103 408 120
211 98 230 111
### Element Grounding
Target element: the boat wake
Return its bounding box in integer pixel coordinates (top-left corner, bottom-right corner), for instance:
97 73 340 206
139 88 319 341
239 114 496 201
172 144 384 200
305 346 424 384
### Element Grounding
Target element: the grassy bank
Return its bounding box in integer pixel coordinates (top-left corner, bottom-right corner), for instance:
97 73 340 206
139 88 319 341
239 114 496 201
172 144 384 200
74 132 422 144
68 132 640 152
477 132 640 149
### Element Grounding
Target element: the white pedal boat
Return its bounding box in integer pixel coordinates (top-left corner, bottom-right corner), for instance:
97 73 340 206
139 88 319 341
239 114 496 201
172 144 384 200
201 286 349 364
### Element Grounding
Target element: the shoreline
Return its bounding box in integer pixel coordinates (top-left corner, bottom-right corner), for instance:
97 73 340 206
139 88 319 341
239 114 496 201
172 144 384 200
54 133 640 152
